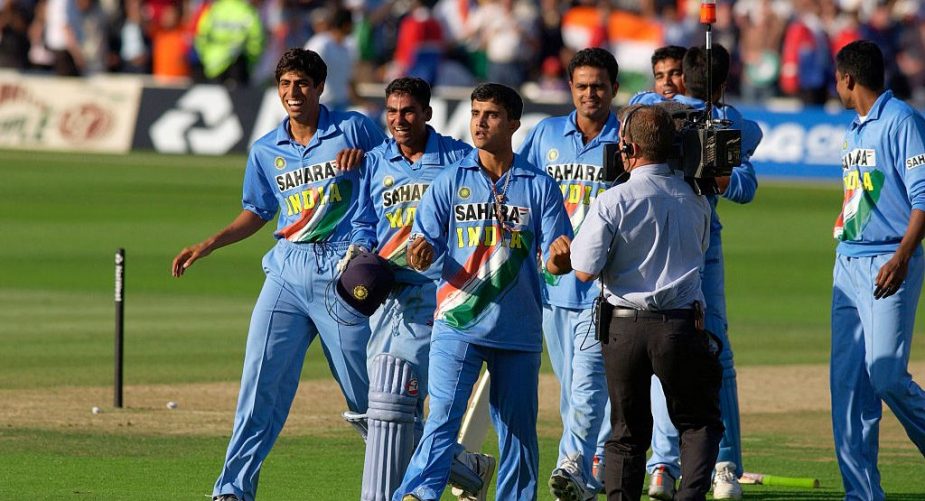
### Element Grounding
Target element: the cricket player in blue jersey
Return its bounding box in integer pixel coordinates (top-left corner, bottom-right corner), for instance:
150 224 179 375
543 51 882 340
831 40 925 501
347 77 491 501
630 44 761 500
171 48 386 501
393 83 573 501
517 47 620 500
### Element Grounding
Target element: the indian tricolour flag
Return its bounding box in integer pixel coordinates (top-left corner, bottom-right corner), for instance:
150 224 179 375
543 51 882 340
560 7 664 95
436 227 533 329
276 181 352 242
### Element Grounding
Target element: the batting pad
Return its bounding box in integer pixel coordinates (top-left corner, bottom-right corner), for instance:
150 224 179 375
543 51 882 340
362 353 420 501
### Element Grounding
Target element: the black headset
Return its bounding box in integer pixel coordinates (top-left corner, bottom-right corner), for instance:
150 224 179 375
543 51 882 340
619 106 640 157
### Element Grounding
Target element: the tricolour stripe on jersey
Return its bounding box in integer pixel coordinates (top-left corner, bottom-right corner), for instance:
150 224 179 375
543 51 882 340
378 225 412 267
276 181 353 242
436 226 533 329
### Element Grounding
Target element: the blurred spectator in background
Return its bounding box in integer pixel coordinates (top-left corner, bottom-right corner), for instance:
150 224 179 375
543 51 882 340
521 53 568 100
858 0 908 99
150 0 190 78
896 3 925 104
0 0 33 68
659 0 699 48
116 0 149 72
304 5 354 110
463 0 538 88
193 0 263 87
390 0 443 84
779 0 832 104
6 0 925 109
44 0 110 76
734 0 787 103
43 0 75 74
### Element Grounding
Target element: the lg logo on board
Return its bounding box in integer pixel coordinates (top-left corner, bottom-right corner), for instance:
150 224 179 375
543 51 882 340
150 85 243 154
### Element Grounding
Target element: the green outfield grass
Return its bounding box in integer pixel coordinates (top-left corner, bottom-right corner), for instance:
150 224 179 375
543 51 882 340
1 150 923 499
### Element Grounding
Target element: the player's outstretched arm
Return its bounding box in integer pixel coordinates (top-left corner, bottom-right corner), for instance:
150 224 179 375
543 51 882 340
172 210 268 277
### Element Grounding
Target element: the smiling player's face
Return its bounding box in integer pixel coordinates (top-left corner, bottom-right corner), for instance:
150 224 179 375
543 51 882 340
570 65 617 123
653 58 685 98
385 92 431 149
277 70 323 124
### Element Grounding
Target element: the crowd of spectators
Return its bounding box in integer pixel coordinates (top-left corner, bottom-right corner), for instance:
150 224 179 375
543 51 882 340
1 0 924 106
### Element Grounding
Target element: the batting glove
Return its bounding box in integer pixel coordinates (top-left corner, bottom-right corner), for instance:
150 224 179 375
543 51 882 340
336 244 366 273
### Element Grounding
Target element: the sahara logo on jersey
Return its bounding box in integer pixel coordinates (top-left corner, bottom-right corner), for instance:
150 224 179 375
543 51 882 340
906 153 925 170
545 163 604 182
275 161 339 191
382 183 429 208
842 149 876 169
454 203 531 226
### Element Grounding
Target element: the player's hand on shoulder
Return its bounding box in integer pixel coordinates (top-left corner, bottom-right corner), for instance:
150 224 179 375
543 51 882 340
171 242 212 277
407 236 434 272
336 148 365 171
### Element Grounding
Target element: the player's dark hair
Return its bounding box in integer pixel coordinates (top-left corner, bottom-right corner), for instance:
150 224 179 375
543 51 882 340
682 44 729 101
275 48 327 87
471 83 523 120
619 105 675 162
385 77 432 109
836 40 884 92
651 45 687 69
568 47 620 85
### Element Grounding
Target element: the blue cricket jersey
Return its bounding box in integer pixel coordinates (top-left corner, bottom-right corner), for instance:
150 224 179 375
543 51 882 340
242 106 387 242
517 110 620 309
834 90 925 256
412 149 573 352
351 126 472 284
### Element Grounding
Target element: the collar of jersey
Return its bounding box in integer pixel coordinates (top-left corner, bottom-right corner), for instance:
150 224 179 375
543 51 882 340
386 125 442 168
850 90 892 130
275 105 341 145
458 149 536 177
564 110 620 144
629 162 672 177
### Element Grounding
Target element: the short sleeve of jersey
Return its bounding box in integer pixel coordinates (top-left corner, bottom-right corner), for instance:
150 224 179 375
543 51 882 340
897 113 925 211
242 144 278 221
350 153 379 249
628 91 665 105
412 166 455 256
516 122 545 169
539 174 573 261
346 112 388 151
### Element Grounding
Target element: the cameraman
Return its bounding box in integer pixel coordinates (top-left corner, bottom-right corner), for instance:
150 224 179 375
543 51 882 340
631 43 761 500
562 104 723 501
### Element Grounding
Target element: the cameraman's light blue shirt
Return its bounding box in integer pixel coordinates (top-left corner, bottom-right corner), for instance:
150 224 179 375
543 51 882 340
570 163 710 310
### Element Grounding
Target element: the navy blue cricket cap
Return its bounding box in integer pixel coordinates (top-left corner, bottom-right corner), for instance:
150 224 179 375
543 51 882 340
336 251 395 316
